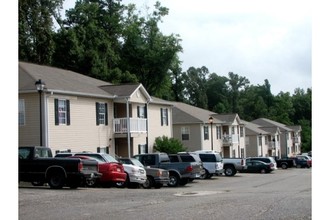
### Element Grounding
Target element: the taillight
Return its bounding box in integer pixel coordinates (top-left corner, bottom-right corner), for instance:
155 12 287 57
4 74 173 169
78 161 83 172
241 159 244 166
185 165 193 172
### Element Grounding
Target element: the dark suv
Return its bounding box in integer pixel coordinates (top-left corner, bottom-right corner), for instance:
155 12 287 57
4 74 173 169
246 157 277 170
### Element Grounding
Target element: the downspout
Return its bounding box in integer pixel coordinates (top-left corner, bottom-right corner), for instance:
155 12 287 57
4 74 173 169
43 92 49 148
146 100 150 153
126 98 131 157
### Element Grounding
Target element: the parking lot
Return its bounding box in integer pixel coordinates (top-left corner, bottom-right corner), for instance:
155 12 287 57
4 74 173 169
19 168 311 220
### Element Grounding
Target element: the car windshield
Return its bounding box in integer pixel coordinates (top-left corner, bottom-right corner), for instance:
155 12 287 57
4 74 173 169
120 158 144 167
102 154 118 163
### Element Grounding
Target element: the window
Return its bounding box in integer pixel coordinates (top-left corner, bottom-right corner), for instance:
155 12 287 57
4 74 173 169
258 136 262 146
137 106 146 118
231 126 235 134
240 126 244 137
160 108 168 126
204 126 209 140
96 102 108 125
19 99 25 126
138 144 147 154
181 127 190 141
216 126 221 139
55 99 70 125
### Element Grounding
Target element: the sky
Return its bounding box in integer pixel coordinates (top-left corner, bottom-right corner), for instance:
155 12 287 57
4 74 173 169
62 0 312 95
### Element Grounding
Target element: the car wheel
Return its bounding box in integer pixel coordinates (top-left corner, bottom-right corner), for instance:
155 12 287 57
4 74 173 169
48 171 65 189
168 173 179 187
116 174 129 188
224 166 236 177
86 178 97 187
281 163 288 169
142 176 154 189
297 164 302 168
200 169 209 179
260 169 266 174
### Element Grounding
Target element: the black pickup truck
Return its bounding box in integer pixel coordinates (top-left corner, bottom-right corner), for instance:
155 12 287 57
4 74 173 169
19 146 101 189
133 153 202 187
273 156 295 169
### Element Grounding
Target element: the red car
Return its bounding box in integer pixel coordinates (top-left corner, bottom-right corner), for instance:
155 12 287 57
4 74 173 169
56 153 127 187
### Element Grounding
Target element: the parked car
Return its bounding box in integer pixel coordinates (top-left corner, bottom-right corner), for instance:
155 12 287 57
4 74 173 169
118 157 169 189
194 150 224 179
55 152 127 187
246 157 277 170
115 159 147 188
19 146 101 189
241 160 274 174
222 158 246 176
133 153 201 187
290 156 311 168
296 155 312 167
273 156 295 169
168 152 205 181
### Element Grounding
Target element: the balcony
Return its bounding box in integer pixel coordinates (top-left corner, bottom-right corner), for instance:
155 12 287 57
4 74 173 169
113 118 147 134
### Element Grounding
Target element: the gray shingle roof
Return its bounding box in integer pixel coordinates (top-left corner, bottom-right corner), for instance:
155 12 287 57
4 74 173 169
171 102 220 124
20 62 118 98
212 113 241 125
251 118 292 132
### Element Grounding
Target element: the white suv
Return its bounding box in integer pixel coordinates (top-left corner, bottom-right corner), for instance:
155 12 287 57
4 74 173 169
194 150 224 179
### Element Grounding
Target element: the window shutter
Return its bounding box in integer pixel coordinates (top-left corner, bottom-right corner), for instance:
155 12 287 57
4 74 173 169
144 104 147 118
165 108 168 125
160 108 163 126
97 147 100 153
137 106 140 118
96 102 99 125
66 100 70 125
105 103 108 125
54 99 59 125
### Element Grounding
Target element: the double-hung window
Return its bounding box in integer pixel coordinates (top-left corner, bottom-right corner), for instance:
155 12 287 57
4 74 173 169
55 99 70 125
96 102 108 125
19 99 25 126
204 126 209 140
181 127 190 141
160 108 168 126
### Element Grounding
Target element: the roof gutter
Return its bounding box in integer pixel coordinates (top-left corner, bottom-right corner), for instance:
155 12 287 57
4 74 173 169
45 89 118 99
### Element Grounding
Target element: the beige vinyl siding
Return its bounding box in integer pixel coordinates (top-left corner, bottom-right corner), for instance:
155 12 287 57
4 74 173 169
47 95 113 154
173 124 202 152
147 104 172 152
18 93 40 146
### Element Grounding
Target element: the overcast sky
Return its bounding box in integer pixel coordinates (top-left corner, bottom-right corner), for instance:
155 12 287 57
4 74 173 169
63 0 312 95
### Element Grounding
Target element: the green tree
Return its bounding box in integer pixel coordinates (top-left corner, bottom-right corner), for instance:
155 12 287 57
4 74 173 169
120 2 182 96
19 0 63 64
52 0 127 82
227 72 250 113
299 119 312 152
206 73 230 113
154 136 187 154
269 92 295 125
182 66 209 109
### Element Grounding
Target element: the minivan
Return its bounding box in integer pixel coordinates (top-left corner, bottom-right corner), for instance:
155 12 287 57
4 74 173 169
194 150 224 179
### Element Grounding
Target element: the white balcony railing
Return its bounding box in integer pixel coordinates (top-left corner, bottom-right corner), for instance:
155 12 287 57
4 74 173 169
113 118 147 133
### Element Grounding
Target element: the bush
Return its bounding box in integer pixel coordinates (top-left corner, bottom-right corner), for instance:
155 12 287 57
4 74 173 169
154 136 187 154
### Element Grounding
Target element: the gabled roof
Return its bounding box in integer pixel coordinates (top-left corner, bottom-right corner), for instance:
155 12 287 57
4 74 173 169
149 96 174 106
241 120 269 135
100 84 151 101
171 102 220 124
19 62 152 101
212 113 241 125
286 125 302 132
19 62 114 98
250 118 292 132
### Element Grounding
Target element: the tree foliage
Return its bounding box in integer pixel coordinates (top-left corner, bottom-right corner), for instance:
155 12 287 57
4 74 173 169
19 0 312 151
154 136 187 154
